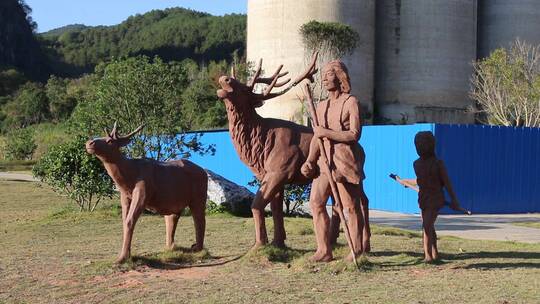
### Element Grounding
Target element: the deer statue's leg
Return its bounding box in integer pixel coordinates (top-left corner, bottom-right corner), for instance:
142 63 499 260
117 186 146 264
270 188 286 248
251 174 285 249
117 194 131 262
190 199 206 252
165 214 180 250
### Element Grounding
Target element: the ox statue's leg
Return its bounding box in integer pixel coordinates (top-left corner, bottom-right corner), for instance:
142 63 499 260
251 174 285 249
117 185 146 264
190 199 206 252
165 213 180 250
270 188 286 248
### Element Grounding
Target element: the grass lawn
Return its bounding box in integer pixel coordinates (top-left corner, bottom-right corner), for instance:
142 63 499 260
1 180 539 303
512 222 540 229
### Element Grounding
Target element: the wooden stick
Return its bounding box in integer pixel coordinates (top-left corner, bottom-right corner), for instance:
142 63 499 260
303 83 359 267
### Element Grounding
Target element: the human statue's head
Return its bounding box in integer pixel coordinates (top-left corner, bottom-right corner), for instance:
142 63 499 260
322 60 351 94
414 131 436 158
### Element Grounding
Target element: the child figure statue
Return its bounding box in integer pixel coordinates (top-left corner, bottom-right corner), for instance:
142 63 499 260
409 131 461 262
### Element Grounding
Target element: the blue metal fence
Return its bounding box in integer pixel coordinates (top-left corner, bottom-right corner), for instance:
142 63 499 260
187 124 540 214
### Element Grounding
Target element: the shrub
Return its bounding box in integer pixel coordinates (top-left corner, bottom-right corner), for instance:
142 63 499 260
248 177 310 216
32 136 114 211
3 127 37 160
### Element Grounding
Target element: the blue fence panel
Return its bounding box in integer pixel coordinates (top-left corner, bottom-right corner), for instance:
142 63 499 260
361 123 433 214
435 124 540 214
187 130 257 193
183 124 539 214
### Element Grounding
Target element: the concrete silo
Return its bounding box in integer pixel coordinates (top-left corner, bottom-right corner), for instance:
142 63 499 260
247 0 375 123
478 0 540 58
375 0 477 124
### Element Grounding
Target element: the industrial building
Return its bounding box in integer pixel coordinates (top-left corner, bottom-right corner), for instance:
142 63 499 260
247 0 540 124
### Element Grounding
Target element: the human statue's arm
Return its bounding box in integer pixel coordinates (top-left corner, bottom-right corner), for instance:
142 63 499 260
313 96 362 143
439 160 459 206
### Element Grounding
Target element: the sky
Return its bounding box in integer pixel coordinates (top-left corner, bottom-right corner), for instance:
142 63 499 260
25 0 247 33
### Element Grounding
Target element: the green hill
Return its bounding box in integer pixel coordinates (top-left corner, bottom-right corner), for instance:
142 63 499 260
40 8 246 77
40 24 91 38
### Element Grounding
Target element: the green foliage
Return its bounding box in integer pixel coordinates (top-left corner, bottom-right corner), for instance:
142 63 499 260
2 127 36 160
300 20 360 60
0 0 47 79
0 69 28 97
471 39 540 127
40 8 246 77
248 177 310 216
32 135 115 212
70 56 217 161
1 82 49 130
31 122 69 159
206 200 228 214
45 75 77 121
299 20 360 104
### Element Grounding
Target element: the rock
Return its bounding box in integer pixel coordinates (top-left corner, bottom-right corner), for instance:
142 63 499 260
206 170 254 216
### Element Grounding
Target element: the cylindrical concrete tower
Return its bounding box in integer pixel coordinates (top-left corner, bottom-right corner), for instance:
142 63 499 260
478 0 540 59
247 0 375 123
375 0 477 124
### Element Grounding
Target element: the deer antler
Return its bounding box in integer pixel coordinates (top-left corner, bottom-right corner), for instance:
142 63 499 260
105 121 119 139
119 124 145 140
105 122 144 140
253 51 318 101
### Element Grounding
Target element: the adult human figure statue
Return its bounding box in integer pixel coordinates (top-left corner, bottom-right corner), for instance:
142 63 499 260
301 60 369 262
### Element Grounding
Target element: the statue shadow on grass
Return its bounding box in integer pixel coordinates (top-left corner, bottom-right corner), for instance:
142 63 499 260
131 246 243 270
368 250 540 269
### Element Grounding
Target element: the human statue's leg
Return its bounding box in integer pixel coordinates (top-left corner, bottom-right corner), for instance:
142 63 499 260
338 182 364 261
309 175 332 262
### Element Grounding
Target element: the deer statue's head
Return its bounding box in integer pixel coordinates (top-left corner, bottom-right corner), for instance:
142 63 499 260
217 52 318 111
85 122 144 162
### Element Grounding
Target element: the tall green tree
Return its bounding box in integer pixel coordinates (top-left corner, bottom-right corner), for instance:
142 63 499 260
0 0 48 79
71 56 215 161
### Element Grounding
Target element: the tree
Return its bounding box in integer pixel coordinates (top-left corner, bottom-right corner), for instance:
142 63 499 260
70 56 215 161
299 20 360 102
2 127 36 160
471 39 540 127
46 75 77 121
32 136 115 212
0 69 27 97
1 82 49 130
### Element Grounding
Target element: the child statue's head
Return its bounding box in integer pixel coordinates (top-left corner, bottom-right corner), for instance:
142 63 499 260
414 131 436 158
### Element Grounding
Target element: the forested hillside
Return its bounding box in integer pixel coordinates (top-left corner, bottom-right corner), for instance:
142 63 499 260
1 2 247 159
0 0 48 80
40 8 246 77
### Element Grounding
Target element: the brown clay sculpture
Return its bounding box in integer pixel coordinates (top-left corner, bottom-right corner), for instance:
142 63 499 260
85 123 207 263
301 61 369 262
216 54 318 249
396 131 462 262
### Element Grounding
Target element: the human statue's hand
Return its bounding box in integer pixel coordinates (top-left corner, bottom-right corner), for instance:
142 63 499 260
313 126 328 139
301 161 318 178
449 199 460 211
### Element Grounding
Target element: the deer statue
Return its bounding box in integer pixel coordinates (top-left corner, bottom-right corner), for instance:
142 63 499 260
85 123 207 263
216 54 319 248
